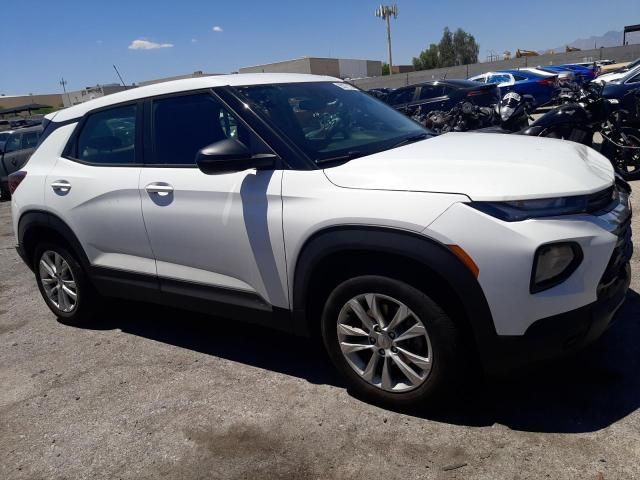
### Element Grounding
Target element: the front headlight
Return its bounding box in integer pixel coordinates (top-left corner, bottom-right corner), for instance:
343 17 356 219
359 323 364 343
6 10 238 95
469 196 591 222
531 242 583 293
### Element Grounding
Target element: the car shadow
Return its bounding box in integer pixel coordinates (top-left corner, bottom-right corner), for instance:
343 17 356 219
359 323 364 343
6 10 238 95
79 289 640 434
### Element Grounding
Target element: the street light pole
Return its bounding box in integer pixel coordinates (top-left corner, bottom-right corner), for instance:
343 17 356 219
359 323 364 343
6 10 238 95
375 4 398 74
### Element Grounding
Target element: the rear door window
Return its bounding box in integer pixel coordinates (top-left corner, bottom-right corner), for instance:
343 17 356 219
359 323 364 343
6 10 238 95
488 74 511 84
386 87 416 106
418 85 446 100
76 104 137 165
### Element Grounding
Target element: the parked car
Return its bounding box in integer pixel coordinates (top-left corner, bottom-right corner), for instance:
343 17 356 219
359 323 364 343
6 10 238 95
468 70 558 107
367 88 391 100
595 64 640 85
0 131 9 151
520 67 576 87
601 57 640 76
384 79 500 116
559 64 598 82
10 73 631 408
601 66 640 117
0 125 41 199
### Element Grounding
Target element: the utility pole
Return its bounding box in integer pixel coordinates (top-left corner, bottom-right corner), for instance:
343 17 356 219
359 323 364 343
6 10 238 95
375 4 398 74
59 78 70 106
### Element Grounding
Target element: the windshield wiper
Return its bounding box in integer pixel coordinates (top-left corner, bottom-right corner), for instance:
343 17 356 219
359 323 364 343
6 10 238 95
390 132 430 149
315 150 365 165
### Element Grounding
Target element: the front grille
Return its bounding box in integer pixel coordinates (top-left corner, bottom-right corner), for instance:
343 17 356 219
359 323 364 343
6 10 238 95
598 214 633 297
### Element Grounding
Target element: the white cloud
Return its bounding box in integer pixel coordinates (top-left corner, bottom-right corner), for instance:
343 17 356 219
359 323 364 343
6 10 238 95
191 38 198 43
128 39 174 50
212 26 223 32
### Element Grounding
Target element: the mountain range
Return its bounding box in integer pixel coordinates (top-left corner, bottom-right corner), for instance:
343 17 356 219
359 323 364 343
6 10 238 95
545 30 625 53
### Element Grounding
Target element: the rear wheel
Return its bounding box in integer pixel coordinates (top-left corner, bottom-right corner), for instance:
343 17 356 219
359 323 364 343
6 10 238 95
321 275 465 408
34 243 100 325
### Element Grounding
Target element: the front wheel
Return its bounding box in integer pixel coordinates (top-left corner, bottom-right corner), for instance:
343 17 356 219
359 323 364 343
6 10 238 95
321 275 466 408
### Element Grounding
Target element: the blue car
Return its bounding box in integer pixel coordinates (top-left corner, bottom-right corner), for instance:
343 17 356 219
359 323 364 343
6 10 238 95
468 69 558 107
543 64 597 84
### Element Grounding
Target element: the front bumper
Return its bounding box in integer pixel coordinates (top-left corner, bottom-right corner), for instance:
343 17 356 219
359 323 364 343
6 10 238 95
482 260 630 376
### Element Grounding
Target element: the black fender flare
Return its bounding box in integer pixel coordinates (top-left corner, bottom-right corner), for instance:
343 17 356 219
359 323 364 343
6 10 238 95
291 225 497 353
18 210 91 271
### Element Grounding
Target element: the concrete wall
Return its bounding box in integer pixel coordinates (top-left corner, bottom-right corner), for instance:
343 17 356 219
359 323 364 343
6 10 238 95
0 93 63 110
352 44 640 90
240 58 313 74
240 57 382 78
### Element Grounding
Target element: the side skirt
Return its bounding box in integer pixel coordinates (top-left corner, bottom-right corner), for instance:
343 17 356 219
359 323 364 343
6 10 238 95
89 267 303 335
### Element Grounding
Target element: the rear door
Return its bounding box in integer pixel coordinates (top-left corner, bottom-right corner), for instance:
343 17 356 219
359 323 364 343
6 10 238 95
1 132 23 182
44 102 156 276
410 84 449 114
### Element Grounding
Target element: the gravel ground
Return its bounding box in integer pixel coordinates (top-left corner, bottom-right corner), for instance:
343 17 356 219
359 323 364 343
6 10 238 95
0 183 639 480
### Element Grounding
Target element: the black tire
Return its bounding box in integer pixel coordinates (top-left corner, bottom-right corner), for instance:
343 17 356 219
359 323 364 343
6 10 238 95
321 275 465 409
33 242 100 325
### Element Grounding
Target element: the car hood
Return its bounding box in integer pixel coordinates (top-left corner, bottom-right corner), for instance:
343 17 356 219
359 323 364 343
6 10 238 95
593 71 627 84
323 132 614 201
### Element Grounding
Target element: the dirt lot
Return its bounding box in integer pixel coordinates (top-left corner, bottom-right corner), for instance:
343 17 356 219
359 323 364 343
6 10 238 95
0 184 639 480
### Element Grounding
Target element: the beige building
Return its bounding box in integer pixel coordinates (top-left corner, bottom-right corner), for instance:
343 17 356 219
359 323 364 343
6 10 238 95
239 57 382 79
0 93 63 111
62 84 131 107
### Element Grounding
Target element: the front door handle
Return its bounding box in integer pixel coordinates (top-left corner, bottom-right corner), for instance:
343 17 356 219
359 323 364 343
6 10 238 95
145 183 174 195
51 180 72 193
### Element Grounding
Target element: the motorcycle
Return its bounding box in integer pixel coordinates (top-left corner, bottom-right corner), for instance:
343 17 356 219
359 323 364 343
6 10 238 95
476 92 535 133
520 83 640 178
414 101 494 133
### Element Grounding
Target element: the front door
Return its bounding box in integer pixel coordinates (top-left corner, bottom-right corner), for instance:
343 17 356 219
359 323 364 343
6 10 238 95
139 91 288 309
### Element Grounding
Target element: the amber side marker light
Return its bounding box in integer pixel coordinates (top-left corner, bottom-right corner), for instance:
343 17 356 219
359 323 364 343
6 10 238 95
447 245 479 278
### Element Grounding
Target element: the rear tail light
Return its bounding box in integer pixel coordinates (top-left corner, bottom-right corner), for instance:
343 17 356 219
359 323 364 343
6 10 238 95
8 171 27 195
466 90 484 97
537 77 556 87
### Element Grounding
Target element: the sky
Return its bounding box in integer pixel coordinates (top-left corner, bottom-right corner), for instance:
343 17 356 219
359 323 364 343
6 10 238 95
1 0 639 95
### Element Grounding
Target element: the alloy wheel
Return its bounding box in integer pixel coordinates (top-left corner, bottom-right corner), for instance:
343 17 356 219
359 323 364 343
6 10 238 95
39 250 78 313
336 293 432 392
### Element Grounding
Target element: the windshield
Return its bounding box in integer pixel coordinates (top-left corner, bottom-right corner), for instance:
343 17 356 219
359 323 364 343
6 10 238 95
234 82 427 163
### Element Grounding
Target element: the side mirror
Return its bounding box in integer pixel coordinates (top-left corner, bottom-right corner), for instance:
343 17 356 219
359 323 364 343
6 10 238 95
195 138 276 175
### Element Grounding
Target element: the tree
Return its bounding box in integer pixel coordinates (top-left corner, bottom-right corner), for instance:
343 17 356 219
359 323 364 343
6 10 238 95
382 63 390 75
412 27 480 71
453 28 480 66
438 27 456 67
412 43 439 70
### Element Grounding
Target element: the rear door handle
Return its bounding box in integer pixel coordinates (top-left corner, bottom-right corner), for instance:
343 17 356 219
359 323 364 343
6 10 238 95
51 180 72 193
145 183 174 195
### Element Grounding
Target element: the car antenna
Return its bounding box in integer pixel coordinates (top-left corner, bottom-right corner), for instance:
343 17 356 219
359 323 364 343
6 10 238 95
113 64 127 87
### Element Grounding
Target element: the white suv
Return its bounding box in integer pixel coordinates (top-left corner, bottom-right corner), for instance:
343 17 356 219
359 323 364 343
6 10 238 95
10 74 632 407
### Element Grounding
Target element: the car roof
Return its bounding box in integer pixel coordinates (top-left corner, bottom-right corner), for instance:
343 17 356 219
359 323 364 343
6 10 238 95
50 73 341 123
